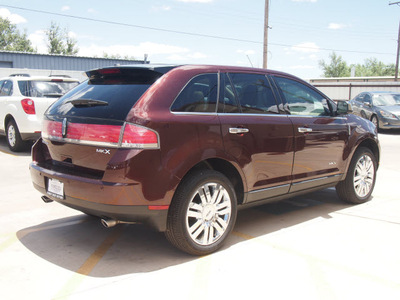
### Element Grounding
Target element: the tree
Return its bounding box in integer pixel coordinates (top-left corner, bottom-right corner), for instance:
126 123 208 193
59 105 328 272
102 52 136 60
0 17 36 52
319 52 396 78
352 58 395 77
45 21 78 55
319 52 350 77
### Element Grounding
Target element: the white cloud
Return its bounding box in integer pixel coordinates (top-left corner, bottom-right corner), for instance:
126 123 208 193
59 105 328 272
151 5 171 11
29 30 47 53
87 8 97 14
328 23 346 30
176 0 213 3
289 65 316 70
291 42 320 53
78 42 189 58
61 6 70 11
0 8 27 24
188 52 207 59
237 49 255 55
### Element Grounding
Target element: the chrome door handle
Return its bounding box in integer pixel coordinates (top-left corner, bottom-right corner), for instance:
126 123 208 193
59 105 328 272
298 127 312 133
229 128 249 134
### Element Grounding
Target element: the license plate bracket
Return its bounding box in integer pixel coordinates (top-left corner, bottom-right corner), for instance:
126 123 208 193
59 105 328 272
47 178 64 200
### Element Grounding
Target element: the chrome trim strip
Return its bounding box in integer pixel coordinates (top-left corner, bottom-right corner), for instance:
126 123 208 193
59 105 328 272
249 184 290 194
291 174 341 186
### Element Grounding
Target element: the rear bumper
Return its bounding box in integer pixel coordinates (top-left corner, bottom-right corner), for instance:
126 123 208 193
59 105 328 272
29 162 169 231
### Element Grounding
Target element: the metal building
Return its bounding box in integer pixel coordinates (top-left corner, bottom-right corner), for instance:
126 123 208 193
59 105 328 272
0 50 148 80
0 50 147 70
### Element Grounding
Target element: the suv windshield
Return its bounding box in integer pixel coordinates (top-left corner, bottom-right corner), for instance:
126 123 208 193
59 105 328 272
18 80 79 98
372 94 400 106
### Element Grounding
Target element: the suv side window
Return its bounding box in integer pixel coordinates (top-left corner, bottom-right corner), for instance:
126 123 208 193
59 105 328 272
227 73 278 114
0 80 13 96
171 73 218 113
274 76 330 116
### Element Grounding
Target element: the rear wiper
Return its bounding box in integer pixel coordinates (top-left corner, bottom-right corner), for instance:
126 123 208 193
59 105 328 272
66 99 108 107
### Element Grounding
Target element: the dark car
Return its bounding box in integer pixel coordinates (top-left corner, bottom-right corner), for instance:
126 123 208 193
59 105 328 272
30 65 380 255
349 91 400 130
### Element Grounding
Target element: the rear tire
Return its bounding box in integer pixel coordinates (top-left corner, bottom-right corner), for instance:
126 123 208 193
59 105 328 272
6 119 26 152
336 147 377 204
165 170 237 256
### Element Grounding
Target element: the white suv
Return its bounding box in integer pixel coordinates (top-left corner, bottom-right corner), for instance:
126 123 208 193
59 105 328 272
0 74 79 151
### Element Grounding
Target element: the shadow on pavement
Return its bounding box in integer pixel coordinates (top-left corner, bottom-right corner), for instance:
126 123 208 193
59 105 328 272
0 136 33 157
17 187 351 278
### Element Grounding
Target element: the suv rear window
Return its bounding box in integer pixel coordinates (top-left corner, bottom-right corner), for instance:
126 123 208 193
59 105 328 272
18 80 79 98
47 70 160 120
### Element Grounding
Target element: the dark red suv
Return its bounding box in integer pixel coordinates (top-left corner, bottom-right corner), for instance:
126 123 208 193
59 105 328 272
30 65 380 255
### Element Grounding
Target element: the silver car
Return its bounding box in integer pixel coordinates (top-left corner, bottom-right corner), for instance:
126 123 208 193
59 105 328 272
349 91 400 130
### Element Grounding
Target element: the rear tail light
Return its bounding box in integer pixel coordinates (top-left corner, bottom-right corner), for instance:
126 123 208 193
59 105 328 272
21 98 36 114
42 120 159 149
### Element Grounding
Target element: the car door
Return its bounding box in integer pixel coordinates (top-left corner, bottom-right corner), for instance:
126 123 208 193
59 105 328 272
362 93 374 120
218 73 294 203
272 75 349 193
350 93 365 117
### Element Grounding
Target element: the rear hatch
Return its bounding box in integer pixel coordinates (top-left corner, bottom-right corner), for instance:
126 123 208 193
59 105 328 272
41 66 173 175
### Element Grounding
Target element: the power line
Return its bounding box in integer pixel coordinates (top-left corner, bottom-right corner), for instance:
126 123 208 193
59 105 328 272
0 4 395 56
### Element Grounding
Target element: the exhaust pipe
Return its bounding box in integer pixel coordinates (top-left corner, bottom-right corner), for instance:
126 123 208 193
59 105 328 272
101 218 119 228
101 218 137 228
41 196 53 203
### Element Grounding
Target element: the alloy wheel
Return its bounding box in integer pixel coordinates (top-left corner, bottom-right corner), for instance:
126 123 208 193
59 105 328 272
7 124 16 147
353 154 375 198
186 182 232 246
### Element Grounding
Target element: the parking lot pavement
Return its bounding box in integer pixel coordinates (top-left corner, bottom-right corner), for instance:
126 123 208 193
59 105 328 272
1 132 400 300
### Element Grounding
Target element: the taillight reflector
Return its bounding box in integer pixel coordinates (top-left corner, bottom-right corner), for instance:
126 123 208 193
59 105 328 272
21 98 35 114
148 205 169 210
42 120 159 149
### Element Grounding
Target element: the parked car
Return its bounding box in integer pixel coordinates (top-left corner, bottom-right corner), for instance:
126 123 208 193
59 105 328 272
349 91 400 130
30 65 380 255
0 74 79 151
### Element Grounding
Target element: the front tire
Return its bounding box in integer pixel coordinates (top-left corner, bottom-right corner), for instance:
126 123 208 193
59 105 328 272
6 119 26 152
371 115 379 130
336 147 377 204
165 170 237 256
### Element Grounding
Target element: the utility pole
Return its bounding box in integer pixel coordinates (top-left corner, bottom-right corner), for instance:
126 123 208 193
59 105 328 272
389 1 400 81
263 0 269 69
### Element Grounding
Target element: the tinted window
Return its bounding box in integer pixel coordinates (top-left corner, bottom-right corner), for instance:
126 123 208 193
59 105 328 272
228 73 278 114
274 76 330 116
363 94 372 104
0 80 13 96
18 80 78 98
221 74 240 113
47 81 151 120
171 74 218 113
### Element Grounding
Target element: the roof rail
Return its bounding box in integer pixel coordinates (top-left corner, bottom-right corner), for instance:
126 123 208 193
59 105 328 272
10 73 31 77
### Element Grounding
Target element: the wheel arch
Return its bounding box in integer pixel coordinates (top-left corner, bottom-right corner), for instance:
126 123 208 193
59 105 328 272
4 114 16 129
177 158 246 206
357 138 380 169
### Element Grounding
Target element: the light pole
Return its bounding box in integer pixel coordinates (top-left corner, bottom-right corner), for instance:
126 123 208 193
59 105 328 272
389 1 400 81
263 0 269 69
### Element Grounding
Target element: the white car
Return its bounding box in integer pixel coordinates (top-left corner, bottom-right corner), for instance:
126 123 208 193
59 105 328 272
0 74 79 151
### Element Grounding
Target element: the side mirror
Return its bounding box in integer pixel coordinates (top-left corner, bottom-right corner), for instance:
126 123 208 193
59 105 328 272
337 101 353 115
364 102 372 108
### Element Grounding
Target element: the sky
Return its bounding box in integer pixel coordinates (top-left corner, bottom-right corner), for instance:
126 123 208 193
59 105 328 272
0 0 399 79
